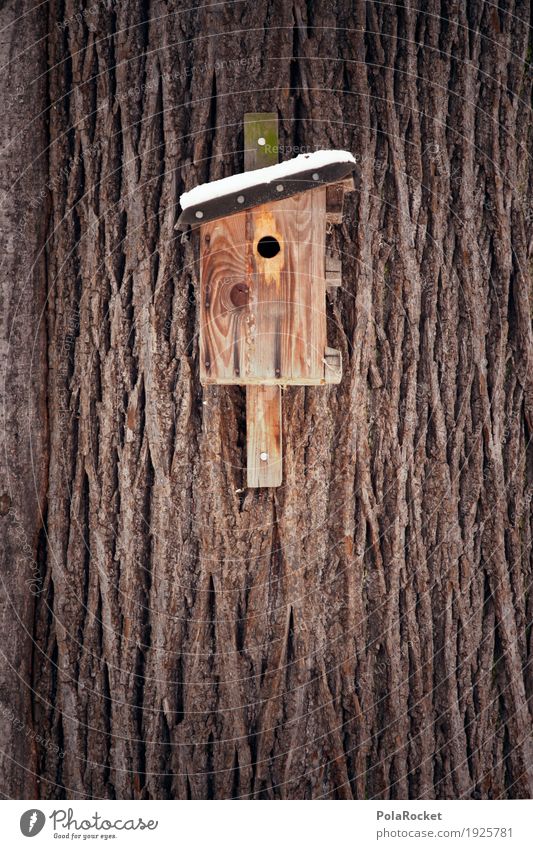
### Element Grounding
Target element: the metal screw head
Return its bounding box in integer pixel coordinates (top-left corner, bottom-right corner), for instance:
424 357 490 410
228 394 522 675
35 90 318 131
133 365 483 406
312 172 319 181
258 137 266 145
276 184 284 192
195 210 204 219
237 195 245 203
260 452 269 461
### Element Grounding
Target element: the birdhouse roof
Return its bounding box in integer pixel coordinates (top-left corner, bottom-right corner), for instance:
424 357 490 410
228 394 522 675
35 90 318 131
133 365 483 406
175 150 356 230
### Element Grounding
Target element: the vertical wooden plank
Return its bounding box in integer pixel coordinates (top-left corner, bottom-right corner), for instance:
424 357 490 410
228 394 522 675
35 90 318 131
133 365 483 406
246 385 282 487
244 113 282 486
248 190 326 383
200 213 248 384
244 112 279 170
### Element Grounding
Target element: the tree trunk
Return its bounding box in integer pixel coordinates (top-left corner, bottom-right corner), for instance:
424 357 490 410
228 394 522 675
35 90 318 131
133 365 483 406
0 0 49 798
1 0 532 800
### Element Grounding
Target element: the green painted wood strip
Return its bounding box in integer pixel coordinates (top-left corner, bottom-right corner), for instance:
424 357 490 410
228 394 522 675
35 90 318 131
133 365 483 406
244 112 279 170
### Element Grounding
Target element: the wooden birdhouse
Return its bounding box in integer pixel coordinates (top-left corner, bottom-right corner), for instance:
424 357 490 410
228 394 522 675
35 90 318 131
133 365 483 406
176 113 355 488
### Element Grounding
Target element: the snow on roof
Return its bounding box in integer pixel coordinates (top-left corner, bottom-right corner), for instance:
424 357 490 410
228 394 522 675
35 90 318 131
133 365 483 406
179 150 356 211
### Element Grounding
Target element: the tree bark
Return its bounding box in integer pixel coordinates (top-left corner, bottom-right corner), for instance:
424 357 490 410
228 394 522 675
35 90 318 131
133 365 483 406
1 0 532 799
0 0 49 798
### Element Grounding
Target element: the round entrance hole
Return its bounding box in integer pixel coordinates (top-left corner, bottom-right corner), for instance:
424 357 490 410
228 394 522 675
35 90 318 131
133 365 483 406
257 235 281 258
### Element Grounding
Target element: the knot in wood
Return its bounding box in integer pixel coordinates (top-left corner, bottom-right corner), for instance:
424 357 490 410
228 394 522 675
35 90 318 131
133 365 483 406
229 282 249 308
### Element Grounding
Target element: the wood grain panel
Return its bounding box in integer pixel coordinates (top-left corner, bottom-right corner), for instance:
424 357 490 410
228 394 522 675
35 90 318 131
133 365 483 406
199 189 327 385
200 213 248 382
246 385 282 487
